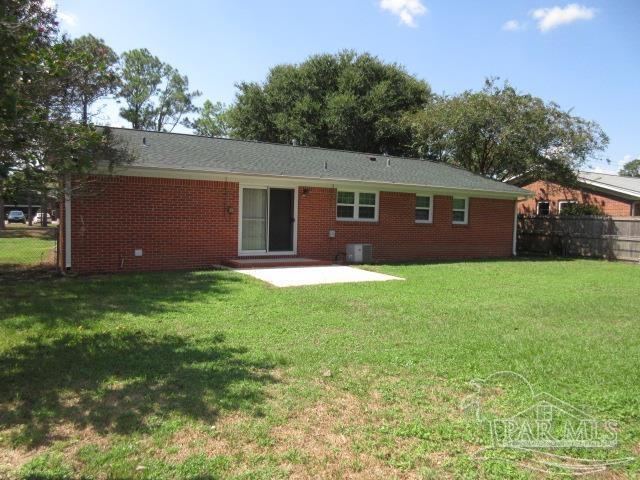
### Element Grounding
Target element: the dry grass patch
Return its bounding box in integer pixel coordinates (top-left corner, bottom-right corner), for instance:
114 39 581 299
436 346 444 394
152 386 438 479
158 413 255 464
270 392 410 479
0 422 109 472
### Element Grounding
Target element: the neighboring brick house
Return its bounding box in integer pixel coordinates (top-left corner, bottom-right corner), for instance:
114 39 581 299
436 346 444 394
518 173 640 217
58 128 531 274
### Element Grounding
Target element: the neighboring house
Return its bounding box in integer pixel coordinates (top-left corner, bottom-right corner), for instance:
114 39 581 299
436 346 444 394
517 172 640 217
58 128 531 273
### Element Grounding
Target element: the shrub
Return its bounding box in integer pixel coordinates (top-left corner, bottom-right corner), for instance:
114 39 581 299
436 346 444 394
559 203 606 216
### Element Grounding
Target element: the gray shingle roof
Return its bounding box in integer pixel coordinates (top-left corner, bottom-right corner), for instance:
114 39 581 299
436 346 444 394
579 172 640 198
109 128 529 197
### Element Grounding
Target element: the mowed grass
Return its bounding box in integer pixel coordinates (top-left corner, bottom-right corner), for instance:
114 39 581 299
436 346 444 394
0 227 57 266
0 259 639 479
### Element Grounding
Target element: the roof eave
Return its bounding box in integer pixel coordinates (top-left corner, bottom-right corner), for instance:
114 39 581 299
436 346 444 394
105 164 532 200
577 177 640 200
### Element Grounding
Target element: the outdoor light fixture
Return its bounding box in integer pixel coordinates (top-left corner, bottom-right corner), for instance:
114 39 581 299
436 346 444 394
302 187 310 197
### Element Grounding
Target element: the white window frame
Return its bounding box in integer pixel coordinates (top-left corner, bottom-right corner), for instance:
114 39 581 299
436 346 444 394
558 200 577 213
452 197 468 225
336 191 379 222
536 201 550 216
415 195 433 224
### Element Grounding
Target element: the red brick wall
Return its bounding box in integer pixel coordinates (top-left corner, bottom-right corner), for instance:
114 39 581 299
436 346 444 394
297 188 515 262
67 175 238 273
64 175 517 273
520 180 635 216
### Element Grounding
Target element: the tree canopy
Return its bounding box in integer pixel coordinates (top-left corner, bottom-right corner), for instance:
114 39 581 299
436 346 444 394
619 158 640 177
406 79 608 182
225 51 431 155
1 0 58 170
0 0 132 228
118 48 200 131
66 34 119 124
0 7 613 227
187 100 230 137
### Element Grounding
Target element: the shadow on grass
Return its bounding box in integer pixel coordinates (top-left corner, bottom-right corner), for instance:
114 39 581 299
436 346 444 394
0 270 242 329
0 330 279 448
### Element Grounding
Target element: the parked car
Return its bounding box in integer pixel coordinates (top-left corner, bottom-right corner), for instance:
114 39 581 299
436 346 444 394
33 212 54 225
7 210 26 224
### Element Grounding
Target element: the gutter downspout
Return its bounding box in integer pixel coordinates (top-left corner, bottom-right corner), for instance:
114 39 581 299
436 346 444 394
512 199 519 256
64 177 72 270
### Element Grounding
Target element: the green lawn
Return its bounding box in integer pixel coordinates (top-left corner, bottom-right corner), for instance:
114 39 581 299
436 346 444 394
1 260 639 479
0 227 57 266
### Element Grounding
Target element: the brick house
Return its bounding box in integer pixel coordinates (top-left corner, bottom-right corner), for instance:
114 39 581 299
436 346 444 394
59 128 531 274
518 173 640 217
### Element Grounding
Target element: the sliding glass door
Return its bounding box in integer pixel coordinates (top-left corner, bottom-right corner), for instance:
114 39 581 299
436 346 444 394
240 187 295 254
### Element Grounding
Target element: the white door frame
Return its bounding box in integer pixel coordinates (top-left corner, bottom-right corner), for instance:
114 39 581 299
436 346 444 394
238 185 298 256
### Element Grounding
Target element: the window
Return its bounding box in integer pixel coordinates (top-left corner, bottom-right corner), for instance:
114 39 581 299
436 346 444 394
558 200 577 213
633 202 640 217
415 195 432 223
337 191 378 221
537 201 550 216
337 191 355 219
452 197 468 224
358 192 376 219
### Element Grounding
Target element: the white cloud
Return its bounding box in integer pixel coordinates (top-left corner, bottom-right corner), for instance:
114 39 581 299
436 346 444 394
502 19 524 31
379 0 428 27
57 11 78 26
531 4 596 32
42 0 78 27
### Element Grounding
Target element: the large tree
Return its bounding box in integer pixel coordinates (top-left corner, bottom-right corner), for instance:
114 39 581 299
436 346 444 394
66 34 119 124
619 158 640 177
407 79 609 182
226 51 431 155
118 48 200 131
118 49 163 129
1 0 58 227
188 100 230 137
0 0 131 229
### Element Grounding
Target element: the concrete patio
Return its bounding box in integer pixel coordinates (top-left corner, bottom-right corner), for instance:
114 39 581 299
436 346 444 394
233 265 404 287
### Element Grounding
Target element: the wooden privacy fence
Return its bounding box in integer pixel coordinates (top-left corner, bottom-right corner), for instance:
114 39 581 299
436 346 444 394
517 215 640 261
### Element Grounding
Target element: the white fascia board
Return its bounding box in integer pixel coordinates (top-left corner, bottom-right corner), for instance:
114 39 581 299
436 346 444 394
103 164 532 200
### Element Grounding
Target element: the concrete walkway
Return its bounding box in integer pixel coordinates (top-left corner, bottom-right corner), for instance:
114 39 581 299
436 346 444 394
234 265 404 287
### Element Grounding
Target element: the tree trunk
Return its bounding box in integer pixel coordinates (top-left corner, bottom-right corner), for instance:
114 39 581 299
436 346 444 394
0 179 4 230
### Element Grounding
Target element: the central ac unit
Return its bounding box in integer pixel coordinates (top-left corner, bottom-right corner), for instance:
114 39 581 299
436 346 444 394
346 243 373 263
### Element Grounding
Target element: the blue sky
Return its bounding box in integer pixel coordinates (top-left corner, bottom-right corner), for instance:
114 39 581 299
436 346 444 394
52 0 639 173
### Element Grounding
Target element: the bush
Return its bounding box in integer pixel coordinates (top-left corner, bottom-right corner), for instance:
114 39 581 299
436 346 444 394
559 203 606 216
